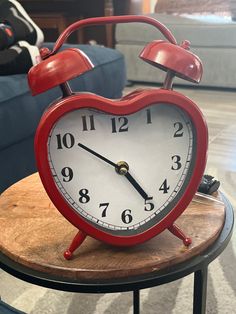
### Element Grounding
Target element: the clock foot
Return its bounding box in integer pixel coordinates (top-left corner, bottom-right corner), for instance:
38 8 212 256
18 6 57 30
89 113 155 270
168 224 192 247
64 230 87 260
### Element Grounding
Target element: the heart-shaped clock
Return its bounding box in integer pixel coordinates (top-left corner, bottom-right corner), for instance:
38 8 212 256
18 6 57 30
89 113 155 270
28 15 208 259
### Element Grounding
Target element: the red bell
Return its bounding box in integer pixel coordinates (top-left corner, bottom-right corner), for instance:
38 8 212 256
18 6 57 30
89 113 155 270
139 40 203 84
28 48 94 95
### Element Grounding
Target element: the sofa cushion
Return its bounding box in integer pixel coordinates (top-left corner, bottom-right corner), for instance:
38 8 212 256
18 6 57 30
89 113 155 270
116 13 236 48
115 13 236 88
0 43 126 151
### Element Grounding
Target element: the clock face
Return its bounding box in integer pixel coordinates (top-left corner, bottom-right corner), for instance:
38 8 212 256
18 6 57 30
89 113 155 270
47 102 196 236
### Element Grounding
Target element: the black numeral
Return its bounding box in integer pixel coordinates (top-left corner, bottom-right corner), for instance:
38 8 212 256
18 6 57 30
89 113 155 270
111 117 129 133
99 202 109 217
146 109 152 124
174 122 184 137
144 196 154 211
56 133 75 149
82 115 95 131
61 167 73 182
171 155 182 170
121 209 133 224
159 179 170 193
79 189 90 203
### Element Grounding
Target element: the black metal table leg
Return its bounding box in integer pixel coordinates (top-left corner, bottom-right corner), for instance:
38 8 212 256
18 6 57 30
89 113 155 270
193 267 208 314
133 290 140 314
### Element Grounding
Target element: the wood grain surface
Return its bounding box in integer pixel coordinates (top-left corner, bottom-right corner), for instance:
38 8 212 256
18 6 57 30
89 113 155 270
0 173 225 281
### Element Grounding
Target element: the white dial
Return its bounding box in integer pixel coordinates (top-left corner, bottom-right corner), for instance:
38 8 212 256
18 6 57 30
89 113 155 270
48 103 195 236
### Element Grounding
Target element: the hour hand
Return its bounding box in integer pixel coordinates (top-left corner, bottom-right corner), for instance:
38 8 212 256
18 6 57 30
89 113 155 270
78 143 148 200
125 172 148 200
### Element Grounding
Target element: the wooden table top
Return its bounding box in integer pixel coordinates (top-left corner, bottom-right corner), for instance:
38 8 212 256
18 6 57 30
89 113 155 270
0 173 225 281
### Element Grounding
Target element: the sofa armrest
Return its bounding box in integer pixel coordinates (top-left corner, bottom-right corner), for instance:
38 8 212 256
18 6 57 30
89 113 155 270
155 0 232 16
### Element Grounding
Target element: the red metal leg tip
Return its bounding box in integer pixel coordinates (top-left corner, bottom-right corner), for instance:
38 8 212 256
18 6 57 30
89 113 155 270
64 250 72 260
184 237 192 246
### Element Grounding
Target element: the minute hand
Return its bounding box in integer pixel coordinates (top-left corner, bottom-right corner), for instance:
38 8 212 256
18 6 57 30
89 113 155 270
78 142 148 200
78 143 117 168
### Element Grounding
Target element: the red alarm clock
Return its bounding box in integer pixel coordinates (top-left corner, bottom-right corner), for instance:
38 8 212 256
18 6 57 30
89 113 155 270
28 16 208 259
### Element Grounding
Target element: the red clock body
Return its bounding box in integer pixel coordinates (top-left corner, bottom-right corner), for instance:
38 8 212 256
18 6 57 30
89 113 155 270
35 88 208 247
29 14 207 259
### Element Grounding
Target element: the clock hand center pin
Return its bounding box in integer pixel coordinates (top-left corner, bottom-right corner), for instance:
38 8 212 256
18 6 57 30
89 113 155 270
115 161 129 175
78 143 148 200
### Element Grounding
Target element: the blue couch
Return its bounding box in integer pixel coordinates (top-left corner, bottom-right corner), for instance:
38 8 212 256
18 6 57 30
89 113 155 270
0 43 126 195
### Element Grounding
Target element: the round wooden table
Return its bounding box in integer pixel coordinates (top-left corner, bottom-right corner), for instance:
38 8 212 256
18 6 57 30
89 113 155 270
0 173 234 314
